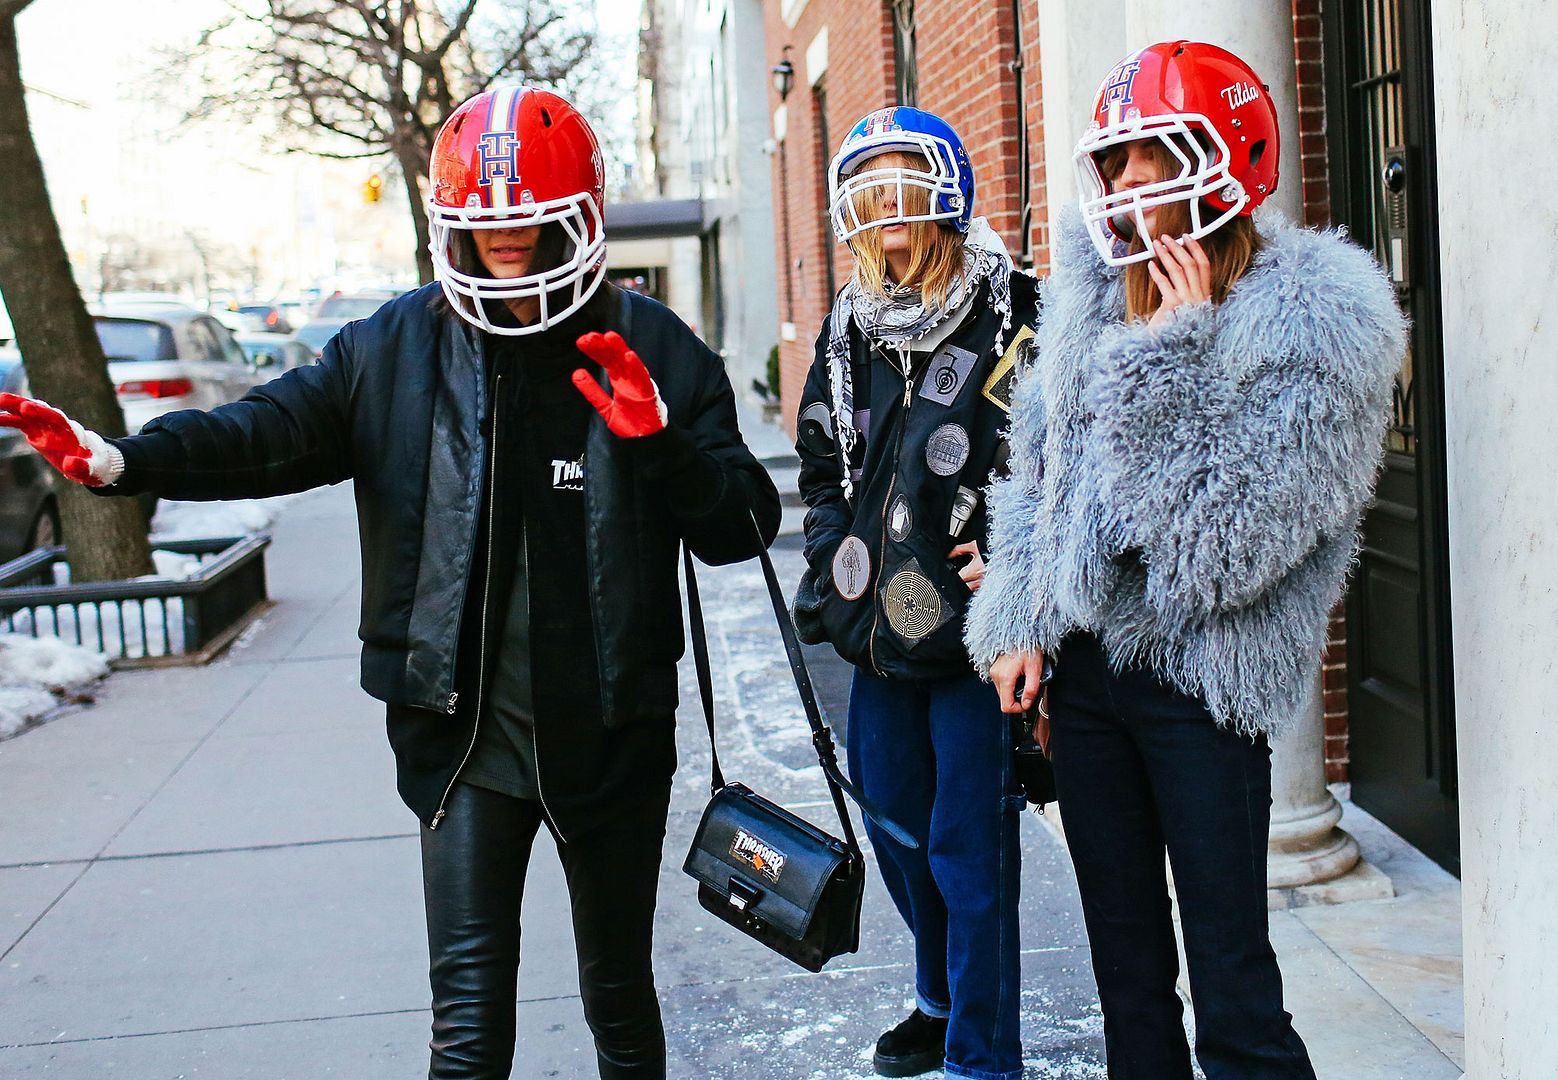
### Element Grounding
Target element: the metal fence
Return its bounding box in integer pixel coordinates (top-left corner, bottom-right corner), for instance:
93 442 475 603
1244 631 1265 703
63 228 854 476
0 536 272 666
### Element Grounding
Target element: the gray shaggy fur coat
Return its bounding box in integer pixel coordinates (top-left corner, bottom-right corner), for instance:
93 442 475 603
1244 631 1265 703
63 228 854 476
964 208 1407 736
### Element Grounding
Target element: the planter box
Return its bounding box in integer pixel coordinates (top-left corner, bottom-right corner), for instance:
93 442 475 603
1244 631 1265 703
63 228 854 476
0 535 272 668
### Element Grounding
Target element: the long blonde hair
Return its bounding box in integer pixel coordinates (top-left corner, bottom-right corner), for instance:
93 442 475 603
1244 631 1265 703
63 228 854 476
845 151 967 311
1096 139 1263 322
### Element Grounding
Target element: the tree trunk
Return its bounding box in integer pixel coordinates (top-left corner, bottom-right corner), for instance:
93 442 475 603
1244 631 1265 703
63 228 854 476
395 141 435 286
0 13 153 581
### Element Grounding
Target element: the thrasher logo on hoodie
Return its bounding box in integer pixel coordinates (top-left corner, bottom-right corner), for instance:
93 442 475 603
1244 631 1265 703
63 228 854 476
551 457 584 492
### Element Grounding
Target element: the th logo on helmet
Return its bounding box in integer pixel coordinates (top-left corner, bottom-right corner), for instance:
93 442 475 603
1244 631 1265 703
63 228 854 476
477 132 520 189
861 108 898 138
1102 59 1141 109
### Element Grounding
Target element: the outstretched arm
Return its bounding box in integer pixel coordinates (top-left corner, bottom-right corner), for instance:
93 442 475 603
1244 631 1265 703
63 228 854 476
0 395 125 487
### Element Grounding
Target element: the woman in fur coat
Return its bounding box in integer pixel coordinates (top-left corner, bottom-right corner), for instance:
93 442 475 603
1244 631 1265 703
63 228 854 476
794 106 1040 1080
965 42 1406 1080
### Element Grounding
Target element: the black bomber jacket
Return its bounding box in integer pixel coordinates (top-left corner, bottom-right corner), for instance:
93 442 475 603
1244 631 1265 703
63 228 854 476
794 273 1041 680
100 284 781 824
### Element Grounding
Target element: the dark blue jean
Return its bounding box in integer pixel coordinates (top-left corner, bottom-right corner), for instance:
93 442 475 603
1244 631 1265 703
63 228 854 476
847 669 1024 1080
1048 632 1316 1080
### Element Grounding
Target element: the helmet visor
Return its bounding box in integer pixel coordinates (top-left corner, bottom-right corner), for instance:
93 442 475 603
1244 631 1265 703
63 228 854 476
828 131 965 242
427 191 607 336
1073 115 1245 266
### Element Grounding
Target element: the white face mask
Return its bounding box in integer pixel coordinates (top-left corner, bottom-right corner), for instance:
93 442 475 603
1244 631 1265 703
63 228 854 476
1073 118 1248 267
427 192 606 336
828 130 968 243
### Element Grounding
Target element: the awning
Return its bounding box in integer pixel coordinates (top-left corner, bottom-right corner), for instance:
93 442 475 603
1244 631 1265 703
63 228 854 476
604 199 710 240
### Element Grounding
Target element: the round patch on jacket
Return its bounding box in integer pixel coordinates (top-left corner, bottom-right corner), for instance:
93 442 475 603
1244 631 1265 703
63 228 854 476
887 494 914 542
832 536 871 601
925 422 970 477
884 568 944 640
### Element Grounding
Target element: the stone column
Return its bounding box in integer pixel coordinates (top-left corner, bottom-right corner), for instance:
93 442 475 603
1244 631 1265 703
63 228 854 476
1265 673 1368 898
1433 3 1558 1076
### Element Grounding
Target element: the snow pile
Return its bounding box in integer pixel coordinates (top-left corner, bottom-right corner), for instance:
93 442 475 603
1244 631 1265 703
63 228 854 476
151 495 295 541
0 633 108 739
5 598 186 658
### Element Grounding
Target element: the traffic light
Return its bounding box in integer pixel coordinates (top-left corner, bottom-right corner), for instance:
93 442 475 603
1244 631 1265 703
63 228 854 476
363 174 383 204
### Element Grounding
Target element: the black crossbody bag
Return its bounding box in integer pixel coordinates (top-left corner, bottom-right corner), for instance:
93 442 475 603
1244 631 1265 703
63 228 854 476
680 527 917 973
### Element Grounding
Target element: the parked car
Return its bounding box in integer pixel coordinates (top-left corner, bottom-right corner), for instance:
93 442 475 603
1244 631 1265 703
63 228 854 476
209 305 271 334
235 333 314 372
293 317 352 360
236 304 296 335
92 304 267 432
292 290 406 360
315 290 404 320
0 351 61 561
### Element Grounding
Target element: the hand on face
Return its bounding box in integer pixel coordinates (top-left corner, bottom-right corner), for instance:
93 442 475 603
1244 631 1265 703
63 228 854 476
1146 234 1212 326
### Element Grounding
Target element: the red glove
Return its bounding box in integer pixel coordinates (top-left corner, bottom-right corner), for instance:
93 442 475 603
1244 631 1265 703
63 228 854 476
0 392 123 487
572 332 668 438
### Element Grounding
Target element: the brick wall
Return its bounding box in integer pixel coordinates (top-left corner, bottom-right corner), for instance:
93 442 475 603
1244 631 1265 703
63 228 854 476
764 0 1045 434
1292 0 1351 784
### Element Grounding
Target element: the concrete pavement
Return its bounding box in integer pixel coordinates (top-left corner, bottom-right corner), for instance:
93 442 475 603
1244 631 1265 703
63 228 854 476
0 452 1464 1077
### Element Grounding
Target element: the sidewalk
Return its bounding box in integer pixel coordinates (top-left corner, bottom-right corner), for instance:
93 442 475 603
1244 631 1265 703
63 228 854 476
0 458 1464 1077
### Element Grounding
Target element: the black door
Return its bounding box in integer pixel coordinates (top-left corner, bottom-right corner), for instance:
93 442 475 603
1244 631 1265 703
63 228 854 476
1324 0 1458 872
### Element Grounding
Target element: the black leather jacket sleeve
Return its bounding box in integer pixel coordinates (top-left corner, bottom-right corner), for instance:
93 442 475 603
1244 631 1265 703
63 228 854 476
105 323 358 499
794 321 852 572
624 338 782 566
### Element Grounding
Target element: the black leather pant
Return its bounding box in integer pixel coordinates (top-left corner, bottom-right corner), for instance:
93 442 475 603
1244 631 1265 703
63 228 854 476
420 781 670 1079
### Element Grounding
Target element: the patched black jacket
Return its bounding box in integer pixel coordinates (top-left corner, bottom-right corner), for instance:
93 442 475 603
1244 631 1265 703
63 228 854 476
794 274 1040 680
102 284 780 824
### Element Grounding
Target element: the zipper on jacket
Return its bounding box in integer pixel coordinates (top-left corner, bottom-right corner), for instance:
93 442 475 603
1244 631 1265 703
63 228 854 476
523 515 565 843
430 373 503 830
868 345 922 678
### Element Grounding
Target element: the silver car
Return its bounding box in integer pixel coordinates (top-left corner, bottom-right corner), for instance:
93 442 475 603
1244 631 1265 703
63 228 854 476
92 304 266 432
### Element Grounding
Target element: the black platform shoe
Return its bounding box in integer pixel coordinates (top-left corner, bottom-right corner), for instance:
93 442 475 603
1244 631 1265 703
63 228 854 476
872 1008 949 1077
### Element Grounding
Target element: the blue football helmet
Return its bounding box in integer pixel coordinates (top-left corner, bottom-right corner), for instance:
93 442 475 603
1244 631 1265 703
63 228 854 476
828 107 974 242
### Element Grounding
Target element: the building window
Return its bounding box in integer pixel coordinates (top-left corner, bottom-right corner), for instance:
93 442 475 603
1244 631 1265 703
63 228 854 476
892 0 918 107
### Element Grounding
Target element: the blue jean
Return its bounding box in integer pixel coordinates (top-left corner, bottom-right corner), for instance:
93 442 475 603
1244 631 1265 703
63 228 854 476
1048 632 1316 1080
846 669 1024 1080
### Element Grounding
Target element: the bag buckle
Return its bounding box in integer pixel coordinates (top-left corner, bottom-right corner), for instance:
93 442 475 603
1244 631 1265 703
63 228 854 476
727 877 762 912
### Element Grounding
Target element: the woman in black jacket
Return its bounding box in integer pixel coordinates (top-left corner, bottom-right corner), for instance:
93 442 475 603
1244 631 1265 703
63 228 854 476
0 87 780 1080
794 106 1040 1080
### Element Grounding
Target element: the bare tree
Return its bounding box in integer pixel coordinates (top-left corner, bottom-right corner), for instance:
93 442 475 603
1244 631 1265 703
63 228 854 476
174 0 597 284
0 0 154 581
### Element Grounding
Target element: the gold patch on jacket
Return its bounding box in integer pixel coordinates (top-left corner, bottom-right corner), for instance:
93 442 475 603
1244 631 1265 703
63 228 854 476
982 324 1035 413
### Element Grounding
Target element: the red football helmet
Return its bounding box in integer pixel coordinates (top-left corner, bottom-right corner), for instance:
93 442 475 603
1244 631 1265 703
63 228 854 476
1074 41 1280 266
427 87 607 335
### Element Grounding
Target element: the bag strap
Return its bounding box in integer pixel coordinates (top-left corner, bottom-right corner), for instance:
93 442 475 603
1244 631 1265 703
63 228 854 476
682 520 919 851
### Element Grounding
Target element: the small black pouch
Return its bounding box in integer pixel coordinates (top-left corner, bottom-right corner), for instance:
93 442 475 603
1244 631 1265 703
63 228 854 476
1012 658 1058 808
1012 718 1058 808
680 519 916 973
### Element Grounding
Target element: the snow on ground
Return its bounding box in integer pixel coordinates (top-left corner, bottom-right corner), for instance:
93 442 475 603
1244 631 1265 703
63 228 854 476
150 495 297 541
0 633 108 739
